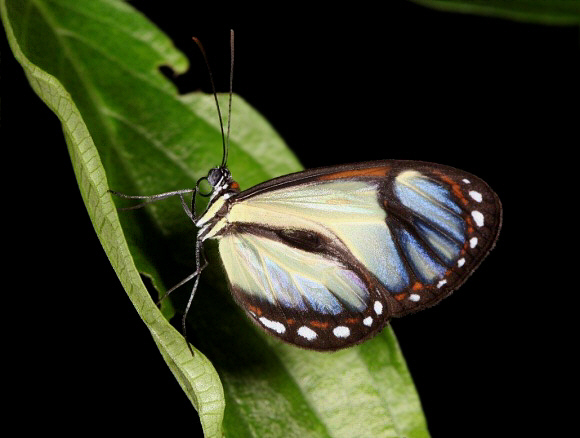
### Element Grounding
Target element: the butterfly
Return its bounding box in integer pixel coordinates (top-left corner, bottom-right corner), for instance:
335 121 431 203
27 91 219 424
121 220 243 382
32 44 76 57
112 32 502 352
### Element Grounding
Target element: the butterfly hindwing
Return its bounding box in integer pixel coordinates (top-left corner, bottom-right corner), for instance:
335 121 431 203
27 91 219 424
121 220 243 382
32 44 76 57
218 229 389 350
205 160 501 351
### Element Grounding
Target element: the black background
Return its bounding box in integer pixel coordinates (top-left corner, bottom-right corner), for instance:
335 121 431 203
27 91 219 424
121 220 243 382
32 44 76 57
3 1 578 436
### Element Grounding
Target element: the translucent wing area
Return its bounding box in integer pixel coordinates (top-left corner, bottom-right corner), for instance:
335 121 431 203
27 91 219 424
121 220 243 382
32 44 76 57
226 179 411 294
385 167 502 316
219 232 388 350
212 161 502 350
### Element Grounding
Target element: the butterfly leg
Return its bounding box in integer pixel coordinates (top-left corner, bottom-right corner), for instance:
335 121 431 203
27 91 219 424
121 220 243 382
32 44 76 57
108 189 196 211
109 187 208 356
154 259 207 306
182 237 207 357
178 192 196 223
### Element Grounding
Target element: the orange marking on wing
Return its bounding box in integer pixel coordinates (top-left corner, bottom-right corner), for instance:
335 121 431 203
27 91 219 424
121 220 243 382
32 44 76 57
286 319 296 325
466 217 475 235
437 174 455 186
395 293 406 301
438 173 468 205
412 282 423 291
319 166 390 181
247 305 262 316
310 320 330 328
344 318 359 324
230 181 240 190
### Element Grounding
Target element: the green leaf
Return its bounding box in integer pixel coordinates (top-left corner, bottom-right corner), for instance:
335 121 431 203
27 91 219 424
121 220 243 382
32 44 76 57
1 1 224 436
410 0 580 24
1 1 429 436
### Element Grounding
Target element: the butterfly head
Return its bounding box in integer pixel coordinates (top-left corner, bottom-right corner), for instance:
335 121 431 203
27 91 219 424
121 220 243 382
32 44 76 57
207 166 230 187
204 166 240 200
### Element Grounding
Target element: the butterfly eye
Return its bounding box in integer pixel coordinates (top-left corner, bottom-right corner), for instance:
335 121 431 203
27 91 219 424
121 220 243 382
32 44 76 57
207 168 224 187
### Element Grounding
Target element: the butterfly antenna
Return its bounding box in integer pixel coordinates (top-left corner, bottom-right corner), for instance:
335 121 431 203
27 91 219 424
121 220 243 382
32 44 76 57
224 29 234 168
192 35 228 169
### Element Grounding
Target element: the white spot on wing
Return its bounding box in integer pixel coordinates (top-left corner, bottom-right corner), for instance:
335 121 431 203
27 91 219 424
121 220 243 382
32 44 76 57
409 294 420 302
333 326 350 338
374 301 383 315
458 258 466 267
259 317 286 334
469 190 483 202
363 316 373 326
463 178 471 184
297 326 317 340
470 237 478 248
471 210 484 227
437 279 447 289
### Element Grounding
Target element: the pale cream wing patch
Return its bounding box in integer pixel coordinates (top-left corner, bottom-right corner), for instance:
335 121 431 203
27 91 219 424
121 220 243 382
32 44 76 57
219 233 369 315
225 180 410 293
217 231 389 349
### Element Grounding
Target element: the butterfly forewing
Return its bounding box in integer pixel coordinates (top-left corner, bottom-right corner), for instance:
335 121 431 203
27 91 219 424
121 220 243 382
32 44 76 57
205 160 501 351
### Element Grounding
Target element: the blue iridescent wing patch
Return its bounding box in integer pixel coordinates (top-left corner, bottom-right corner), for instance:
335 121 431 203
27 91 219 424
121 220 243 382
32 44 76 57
382 164 502 317
204 160 502 351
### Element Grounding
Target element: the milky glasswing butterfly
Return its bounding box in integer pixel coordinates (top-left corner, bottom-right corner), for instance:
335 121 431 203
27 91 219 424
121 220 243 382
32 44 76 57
112 31 502 353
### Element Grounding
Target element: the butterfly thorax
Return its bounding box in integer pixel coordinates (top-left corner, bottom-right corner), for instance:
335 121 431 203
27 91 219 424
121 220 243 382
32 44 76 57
195 167 240 241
